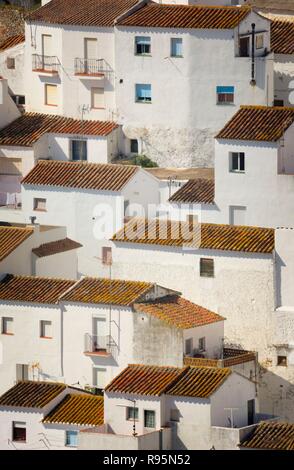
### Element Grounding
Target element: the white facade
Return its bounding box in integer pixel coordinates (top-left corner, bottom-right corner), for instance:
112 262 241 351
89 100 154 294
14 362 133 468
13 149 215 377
0 78 20 129
0 41 25 100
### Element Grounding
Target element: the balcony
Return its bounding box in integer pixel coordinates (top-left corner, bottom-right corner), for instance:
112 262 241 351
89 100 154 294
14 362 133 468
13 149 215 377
84 333 117 358
74 58 109 78
32 54 59 75
184 348 257 369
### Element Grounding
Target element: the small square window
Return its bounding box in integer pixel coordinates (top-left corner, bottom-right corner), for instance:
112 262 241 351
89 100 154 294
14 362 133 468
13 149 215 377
33 198 47 211
2 317 13 335
217 86 234 105
185 338 193 355
65 430 78 447
40 320 52 339
230 152 245 173
171 38 183 57
256 34 264 50
6 57 15 69
277 355 287 367
199 337 206 352
135 36 151 55
130 139 138 154
45 84 57 106
12 422 26 442
71 140 87 161
144 410 155 428
91 87 105 109
274 99 284 107
102 247 112 265
200 258 214 278
127 406 139 421
135 84 152 103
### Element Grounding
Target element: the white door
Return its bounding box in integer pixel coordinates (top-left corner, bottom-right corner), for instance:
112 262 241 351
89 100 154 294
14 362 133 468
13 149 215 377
93 317 107 337
84 38 97 60
229 206 246 226
42 34 52 57
93 367 107 389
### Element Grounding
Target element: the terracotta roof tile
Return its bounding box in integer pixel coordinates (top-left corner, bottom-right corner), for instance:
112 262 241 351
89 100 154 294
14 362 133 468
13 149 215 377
0 226 33 262
0 34 24 52
106 364 186 396
43 394 104 426
22 160 138 191
271 20 294 54
240 421 294 450
0 113 118 147
32 238 82 258
112 218 275 254
0 274 76 304
216 105 294 141
0 381 66 408
169 179 215 204
61 277 153 306
106 364 231 397
134 296 225 329
167 366 231 398
28 0 138 27
118 3 251 29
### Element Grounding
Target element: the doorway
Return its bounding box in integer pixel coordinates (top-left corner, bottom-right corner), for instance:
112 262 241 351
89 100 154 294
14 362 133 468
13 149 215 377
239 37 250 57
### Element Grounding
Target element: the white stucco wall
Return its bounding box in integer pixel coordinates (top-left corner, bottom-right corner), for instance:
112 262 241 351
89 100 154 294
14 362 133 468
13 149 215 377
273 54 294 107
0 42 25 96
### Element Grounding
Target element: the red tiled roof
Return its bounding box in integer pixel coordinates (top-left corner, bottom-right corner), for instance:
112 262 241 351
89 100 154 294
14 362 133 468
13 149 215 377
32 238 82 258
22 160 139 191
0 381 66 408
169 179 215 204
0 274 76 304
0 113 118 147
43 394 104 426
0 226 33 262
240 421 294 450
0 34 24 52
28 0 138 27
271 20 294 55
112 218 275 254
134 295 225 329
118 3 251 29
216 105 294 141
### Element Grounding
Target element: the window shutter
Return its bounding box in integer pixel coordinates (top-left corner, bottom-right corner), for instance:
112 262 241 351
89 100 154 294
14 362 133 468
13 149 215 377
92 87 104 108
45 84 57 106
200 258 214 277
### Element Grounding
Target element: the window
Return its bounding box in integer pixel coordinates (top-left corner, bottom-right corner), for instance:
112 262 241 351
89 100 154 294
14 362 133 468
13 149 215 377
185 338 193 355
33 198 46 211
200 258 214 278
186 214 198 225
199 337 206 352
12 422 26 442
135 36 151 55
135 84 152 103
71 140 87 161
130 139 138 154
93 367 106 389
102 247 112 265
239 36 250 57
274 99 284 107
127 406 139 421
256 34 264 50
2 317 13 335
16 364 29 382
91 87 105 109
277 355 287 367
170 409 180 422
12 95 25 106
144 410 155 428
6 57 15 69
45 84 57 106
216 86 234 105
171 38 183 57
230 152 245 172
65 430 78 447
40 320 52 339
230 206 246 226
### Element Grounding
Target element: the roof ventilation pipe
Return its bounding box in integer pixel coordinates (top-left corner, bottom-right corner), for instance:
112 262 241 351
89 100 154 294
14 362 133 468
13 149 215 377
250 23 256 86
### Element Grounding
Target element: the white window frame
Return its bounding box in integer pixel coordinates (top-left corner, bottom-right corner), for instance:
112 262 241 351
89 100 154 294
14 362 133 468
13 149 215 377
2 317 13 335
40 320 52 339
33 197 47 211
230 152 245 173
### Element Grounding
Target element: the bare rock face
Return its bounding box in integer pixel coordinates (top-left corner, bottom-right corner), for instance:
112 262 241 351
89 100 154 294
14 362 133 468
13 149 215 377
0 5 25 44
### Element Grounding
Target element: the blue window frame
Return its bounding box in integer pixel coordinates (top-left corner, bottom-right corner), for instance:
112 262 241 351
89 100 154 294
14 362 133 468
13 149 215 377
135 36 151 55
135 84 152 103
65 430 78 447
171 38 183 57
216 86 234 104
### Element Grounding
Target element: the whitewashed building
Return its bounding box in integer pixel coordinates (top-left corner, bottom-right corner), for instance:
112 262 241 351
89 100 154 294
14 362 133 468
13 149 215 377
0 380 104 450
0 35 25 111
79 363 261 450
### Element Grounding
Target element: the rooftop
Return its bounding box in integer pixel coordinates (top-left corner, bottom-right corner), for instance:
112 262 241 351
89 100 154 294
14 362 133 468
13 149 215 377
145 167 214 181
0 33 24 52
216 105 294 142
43 394 104 427
0 274 76 304
61 277 154 306
0 381 66 409
117 3 251 29
112 218 275 254
0 113 118 147
240 421 294 450
22 160 139 192
106 364 232 398
271 19 294 54
0 226 33 262
169 178 215 205
134 295 225 330
32 238 82 258
28 0 138 27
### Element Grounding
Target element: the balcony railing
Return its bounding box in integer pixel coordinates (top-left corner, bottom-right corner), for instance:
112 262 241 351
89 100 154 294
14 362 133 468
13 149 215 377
84 333 117 357
32 54 59 73
74 58 109 77
184 348 257 369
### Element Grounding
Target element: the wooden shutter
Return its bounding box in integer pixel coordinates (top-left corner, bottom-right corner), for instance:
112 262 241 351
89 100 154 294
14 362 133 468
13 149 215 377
92 87 104 108
84 38 97 59
45 84 57 106
42 34 52 56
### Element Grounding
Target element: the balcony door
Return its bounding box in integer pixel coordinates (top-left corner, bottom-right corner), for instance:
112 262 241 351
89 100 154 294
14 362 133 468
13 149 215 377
42 34 52 70
93 317 107 351
84 38 97 74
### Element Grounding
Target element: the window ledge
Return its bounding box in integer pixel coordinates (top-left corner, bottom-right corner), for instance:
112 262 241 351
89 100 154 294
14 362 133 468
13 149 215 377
135 54 152 57
45 104 58 107
216 103 235 106
171 55 183 58
230 170 245 174
34 209 47 212
40 336 53 340
1 332 14 336
135 101 152 104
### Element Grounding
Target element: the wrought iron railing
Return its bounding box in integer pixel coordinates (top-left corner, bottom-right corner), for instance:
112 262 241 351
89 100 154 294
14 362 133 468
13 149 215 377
74 58 109 76
32 54 59 73
84 333 117 357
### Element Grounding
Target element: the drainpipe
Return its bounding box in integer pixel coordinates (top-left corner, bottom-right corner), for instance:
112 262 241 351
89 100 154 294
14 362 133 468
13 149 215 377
250 23 256 86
